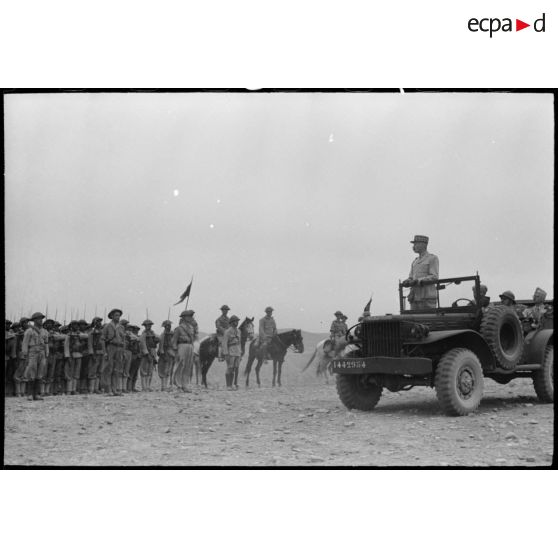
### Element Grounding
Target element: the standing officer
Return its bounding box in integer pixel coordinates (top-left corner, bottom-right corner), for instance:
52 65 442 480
13 318 30 397
87 317 106 394
171 310 196 392
522 287 549 331
215 305 231 361
158 320 174 391
402 235 439 310
22 312 50 401
64 320 83 395
102 308 126 396
139 319 159 392
126 325 142 392
330 311 348 352
222 315 241 390
258 306 277 361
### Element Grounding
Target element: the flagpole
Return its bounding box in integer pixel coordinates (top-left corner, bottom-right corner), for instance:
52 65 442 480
167 307 170 321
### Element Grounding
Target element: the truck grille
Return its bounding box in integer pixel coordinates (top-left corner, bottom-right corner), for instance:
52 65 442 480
361 320 402 357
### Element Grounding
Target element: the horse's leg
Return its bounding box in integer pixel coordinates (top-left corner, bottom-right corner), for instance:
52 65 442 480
255 358 262 387
244 354 253 388
277 360 282 387
272 360 276 387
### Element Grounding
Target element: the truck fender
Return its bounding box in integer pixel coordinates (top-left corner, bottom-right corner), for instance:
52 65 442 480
523 329 553 365
407 329 495 370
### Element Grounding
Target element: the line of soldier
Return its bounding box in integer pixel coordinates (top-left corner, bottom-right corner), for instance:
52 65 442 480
4 308 201 401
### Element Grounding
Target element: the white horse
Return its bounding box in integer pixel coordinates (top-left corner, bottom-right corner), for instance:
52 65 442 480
303 338 357 383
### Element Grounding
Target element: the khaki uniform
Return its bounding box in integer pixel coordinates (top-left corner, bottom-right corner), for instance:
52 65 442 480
139 330 159 391
407 251 439 310
13 331 28 391
258 315 277 349
216 315 230 357
22 325 49 382
171 322 195 391
102 321 126 394
87 328 106 393
158 330 174 379
223 325 241 388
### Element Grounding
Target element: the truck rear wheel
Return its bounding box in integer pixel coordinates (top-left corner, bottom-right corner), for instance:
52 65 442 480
533 345 553 403
336 374 382 411
435 348 484 416
480 305 524 370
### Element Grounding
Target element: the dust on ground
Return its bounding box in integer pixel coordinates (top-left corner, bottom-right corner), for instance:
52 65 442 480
4 351 554 467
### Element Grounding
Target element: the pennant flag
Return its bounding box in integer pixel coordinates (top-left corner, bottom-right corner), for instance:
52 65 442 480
174 278 193 306
363 298 372 313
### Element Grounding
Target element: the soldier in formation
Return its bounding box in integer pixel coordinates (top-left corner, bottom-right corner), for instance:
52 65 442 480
126 324 142 392
158 320 174 392
22 312 49 401
102 308 126 396
140 319 159 392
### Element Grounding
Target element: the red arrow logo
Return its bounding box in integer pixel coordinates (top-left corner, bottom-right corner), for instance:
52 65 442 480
516 19 530 31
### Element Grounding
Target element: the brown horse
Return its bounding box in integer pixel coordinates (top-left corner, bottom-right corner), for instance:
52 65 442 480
244 329 304 387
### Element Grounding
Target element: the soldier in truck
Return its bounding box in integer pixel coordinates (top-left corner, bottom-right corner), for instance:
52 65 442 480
401 234 439 310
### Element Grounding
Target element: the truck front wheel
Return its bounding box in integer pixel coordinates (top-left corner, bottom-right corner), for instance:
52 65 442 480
435 348 484 416
336 374 383 411
533 345 553 403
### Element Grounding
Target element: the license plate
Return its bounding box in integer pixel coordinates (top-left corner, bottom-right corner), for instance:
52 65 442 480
331 359 367 370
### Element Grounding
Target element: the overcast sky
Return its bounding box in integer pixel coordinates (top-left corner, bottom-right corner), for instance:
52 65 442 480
4 92 554 332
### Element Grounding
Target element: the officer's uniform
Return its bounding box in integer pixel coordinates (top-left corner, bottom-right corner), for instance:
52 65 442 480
171 311 195 392
139 320 159 392
64 322 83 395
157 321 174 391
87 319 106 394
406 235 439 310
102 309 126 396
223 316 241 389
119 319 132 392
22 314 50 400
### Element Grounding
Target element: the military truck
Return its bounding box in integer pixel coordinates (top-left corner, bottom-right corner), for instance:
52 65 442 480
332 275 553 416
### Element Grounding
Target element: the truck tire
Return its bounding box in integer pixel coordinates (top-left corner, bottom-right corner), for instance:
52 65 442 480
480 305 524 370
336 374 382 411
435 348 484 416
533 345 553 403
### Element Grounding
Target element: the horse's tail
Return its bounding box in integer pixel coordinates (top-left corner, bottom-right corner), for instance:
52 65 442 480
302 348 318 372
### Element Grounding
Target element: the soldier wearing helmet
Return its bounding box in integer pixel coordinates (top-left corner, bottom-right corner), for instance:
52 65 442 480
5 320 17 396
171 310 196 392
499 290 516 307
22 312 49 401
222 315 241 390
63 320 83 395
87 317 106 394
402 235 439 310
258 306 277 360
102 308 126 396
215 305 231 361
522 287 550 332
330 311 348 352
126 325 142 392
158 320 175 391
13 318 30 397
139 319 159 392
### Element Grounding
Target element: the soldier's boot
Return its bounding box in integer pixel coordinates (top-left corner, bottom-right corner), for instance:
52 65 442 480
225 373 232 390
141 375 147 392
44 382 51 396
34 380 44 400
87 379 95 394
160 376 167 392
27 382 34 401
15 382 21 397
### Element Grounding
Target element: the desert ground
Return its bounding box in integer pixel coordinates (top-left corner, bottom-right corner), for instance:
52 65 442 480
3 337 555 467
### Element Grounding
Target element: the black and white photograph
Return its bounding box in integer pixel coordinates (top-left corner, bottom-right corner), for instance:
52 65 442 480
3 90 554 467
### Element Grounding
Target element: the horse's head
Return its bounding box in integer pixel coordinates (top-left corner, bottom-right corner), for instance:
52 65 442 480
291 329 304 353
240 317 255 340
